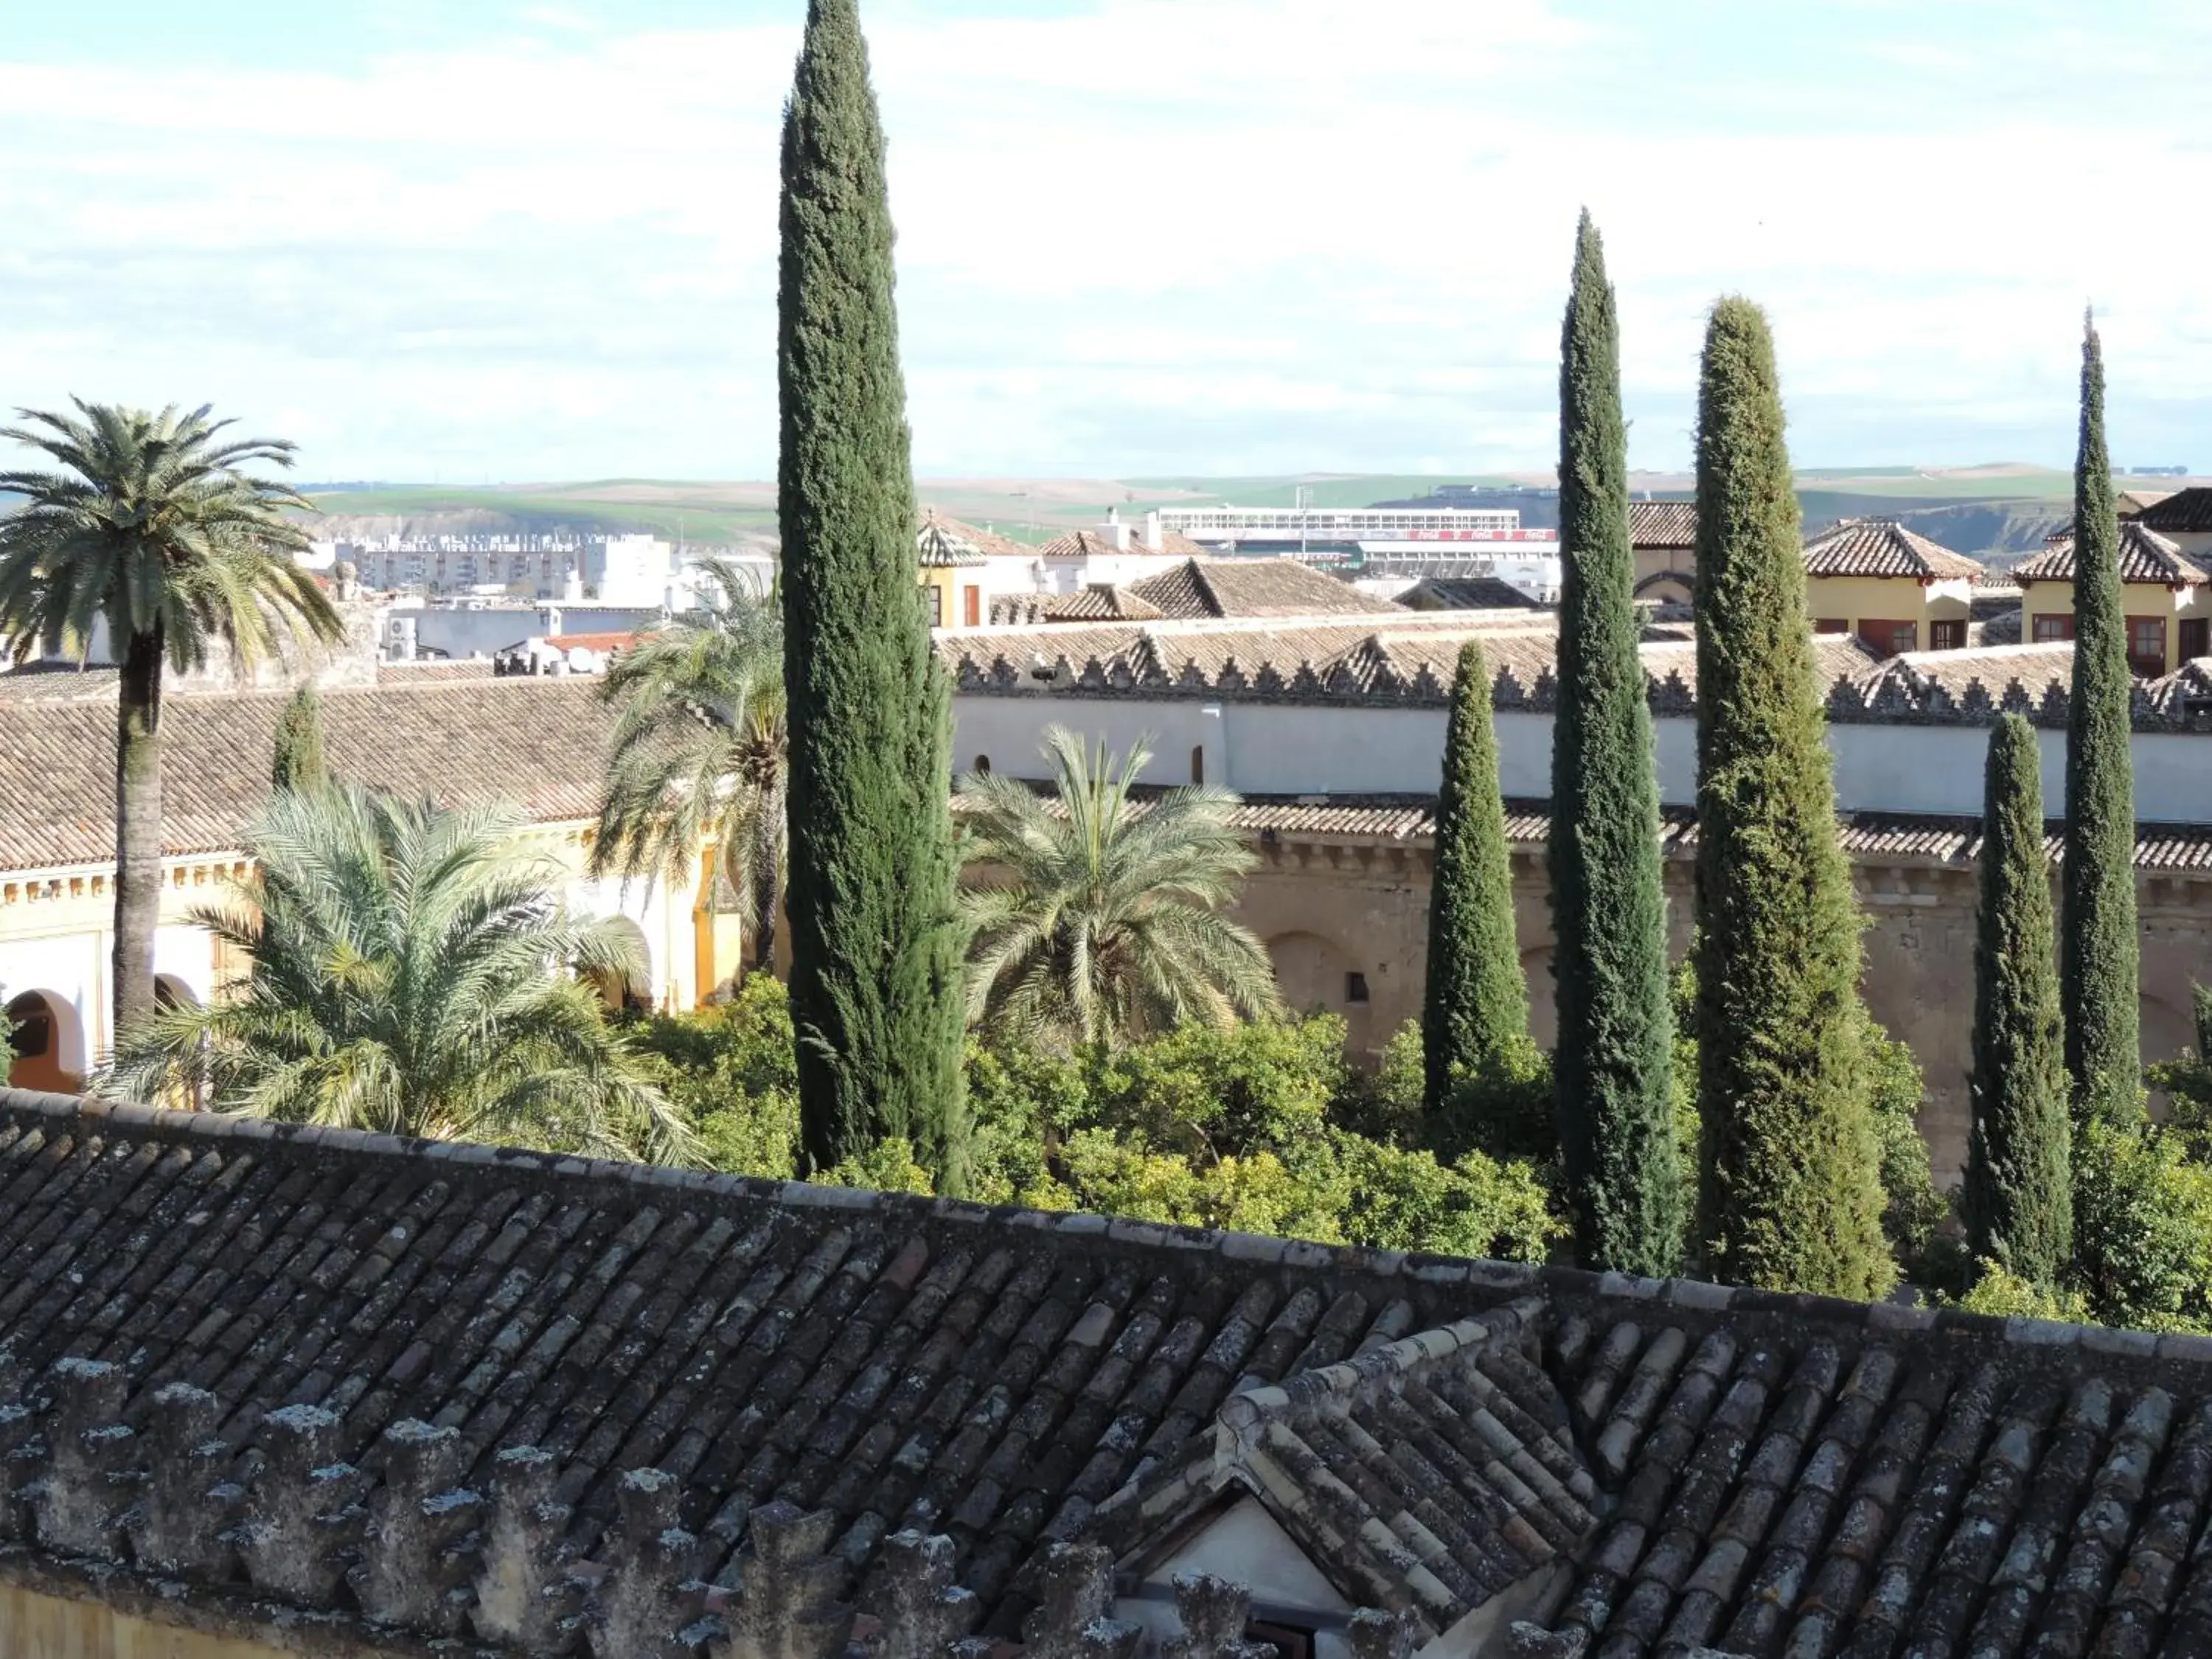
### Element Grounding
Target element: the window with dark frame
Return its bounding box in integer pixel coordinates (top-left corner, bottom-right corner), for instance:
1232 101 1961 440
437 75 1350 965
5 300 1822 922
2032 613 2076 644
1813 618 1849 635
2128 615 2168 676
1855 619 1917 658
1191 746 1205 785
2183 617 2210 662
1344 971 1369 1006
1928 619 1966 651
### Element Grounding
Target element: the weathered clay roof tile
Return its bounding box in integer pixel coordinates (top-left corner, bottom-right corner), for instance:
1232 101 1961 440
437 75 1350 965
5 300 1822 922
0 675 611 869
2016 521 2208 585
1803 518 1986 580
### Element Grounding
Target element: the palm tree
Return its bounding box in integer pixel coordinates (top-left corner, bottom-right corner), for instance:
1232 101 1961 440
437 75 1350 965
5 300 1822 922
957 726 1281 1048
0 402 341 1037
101 785 695 1164
591 557 787 979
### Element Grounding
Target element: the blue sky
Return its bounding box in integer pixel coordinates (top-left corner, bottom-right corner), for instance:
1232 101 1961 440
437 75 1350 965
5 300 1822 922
2 1 2206 481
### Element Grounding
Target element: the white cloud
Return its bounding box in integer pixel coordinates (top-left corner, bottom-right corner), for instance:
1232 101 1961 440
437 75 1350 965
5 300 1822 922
0 0 2207 479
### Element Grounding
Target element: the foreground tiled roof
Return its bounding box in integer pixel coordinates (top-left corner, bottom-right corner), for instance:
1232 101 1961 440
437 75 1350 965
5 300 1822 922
1627 501 1698 550
1123 558 1386 620
8 1088 2212 1658
1803 518 1985 581
0 674 612 868
2135 486 2212 535
2015 523 2208 585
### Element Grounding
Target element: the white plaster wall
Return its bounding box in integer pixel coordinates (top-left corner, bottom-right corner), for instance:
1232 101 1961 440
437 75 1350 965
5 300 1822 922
1121 1495 1352 1659
0 933 101 1074
951 694 2212 824
564 874 686 1009
953 698 1225 790
153 927 218 1006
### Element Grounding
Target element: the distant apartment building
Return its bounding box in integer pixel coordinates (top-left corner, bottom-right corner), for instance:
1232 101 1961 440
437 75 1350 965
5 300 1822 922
344 532 675 606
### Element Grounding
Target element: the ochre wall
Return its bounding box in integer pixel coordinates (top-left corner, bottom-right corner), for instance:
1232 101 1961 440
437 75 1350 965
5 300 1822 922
1804 574 1969 649
0 1583 302 1659
1237 836 2212 1186
2019 580 2205 672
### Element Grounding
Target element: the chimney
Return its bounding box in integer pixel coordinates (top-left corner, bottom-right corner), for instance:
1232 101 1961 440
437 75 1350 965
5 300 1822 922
1144 509 1164 551
1101 506 1131 552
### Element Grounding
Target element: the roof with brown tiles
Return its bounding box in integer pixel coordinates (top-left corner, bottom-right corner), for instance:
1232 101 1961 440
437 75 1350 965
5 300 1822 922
1803 518 1985 581
917 511 1023 564
7 1087 2212 1658
0 674 613 869
2135 487 2212 535
2015 523 2208 585
1123 560 1387 621
1400 577 1548 613
1627 501 1698 551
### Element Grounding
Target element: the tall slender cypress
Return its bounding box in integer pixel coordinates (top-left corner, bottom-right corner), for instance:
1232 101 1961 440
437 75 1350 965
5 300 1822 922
1964 715 2071 1286
1549 212 1682 1276
270 684 327 793
1423 641 1528 1116
1692 297 1891 1298
777 0 967 1188
2061 312 2140 1130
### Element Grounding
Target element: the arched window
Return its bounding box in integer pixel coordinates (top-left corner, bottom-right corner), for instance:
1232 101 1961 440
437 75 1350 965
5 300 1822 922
974 755 992 776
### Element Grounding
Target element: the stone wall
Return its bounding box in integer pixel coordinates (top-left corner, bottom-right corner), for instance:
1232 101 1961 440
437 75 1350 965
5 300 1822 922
1234 833 2212 1186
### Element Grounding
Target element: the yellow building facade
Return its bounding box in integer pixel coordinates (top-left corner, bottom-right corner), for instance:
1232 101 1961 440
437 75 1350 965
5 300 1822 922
1801 519 1982 658
0 672 742 1093
2014 522 2211 676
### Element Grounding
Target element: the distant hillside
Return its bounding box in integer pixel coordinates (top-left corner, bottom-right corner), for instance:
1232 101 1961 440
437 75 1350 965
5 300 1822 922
287 467 2181 559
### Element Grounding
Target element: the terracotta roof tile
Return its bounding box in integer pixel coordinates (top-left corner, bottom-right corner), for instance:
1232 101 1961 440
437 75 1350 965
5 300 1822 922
2135 486 2212 534
1803 518 1985 580
2015 522 2208 585
6 1091 2212 1654
0 675 611 869
1401 577 1548 612
1124 559 1385 620
1627 501 1698 551
916 511 998 568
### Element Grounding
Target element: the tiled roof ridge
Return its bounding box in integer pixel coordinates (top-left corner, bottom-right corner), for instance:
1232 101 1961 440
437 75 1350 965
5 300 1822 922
5 1085 2204 1374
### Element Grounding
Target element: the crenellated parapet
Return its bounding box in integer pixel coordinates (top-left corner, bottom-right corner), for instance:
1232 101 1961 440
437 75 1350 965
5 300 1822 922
0 1355 1419 1659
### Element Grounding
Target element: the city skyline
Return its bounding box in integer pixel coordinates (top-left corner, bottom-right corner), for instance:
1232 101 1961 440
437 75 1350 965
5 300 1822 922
4 0 2207 480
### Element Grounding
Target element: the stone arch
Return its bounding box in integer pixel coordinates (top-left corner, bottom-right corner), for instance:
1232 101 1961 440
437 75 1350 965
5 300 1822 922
1634 570 1695 605
585 916 655 1015
6 990 86 1093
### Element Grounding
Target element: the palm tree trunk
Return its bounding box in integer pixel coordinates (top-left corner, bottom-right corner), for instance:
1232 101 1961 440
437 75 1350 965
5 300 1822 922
111 625 164 1041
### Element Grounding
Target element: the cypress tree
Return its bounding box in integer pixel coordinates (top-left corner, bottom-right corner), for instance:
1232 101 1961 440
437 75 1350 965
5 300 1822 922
2061 312 2140 1130
1691 297 1891 1298
270 684 327 793
1549 212 1682 1276
1423 641 1528 1118
777 0 967 1188
1964 714 2071 1286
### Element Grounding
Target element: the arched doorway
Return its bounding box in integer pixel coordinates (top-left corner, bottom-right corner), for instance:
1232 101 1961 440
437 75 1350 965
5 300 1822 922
584 917 655 1017
6 991 86 1093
